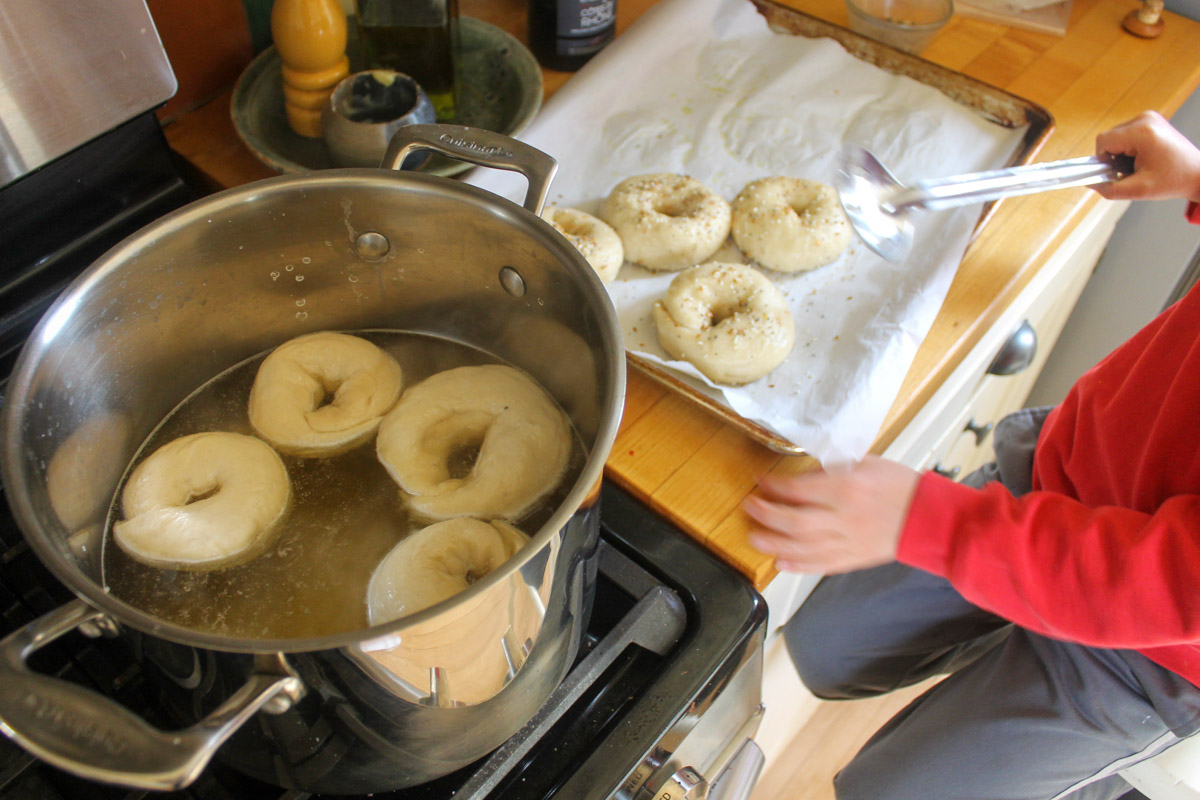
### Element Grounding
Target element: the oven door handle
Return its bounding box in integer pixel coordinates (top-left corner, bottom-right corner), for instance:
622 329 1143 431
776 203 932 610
647 737 766 800
0 599 305 791
707 737 767 800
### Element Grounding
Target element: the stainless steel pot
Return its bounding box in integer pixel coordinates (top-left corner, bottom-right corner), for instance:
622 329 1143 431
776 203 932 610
0 126 625 793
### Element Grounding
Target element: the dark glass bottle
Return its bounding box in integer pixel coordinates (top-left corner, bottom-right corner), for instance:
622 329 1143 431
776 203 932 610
528 0 617 71
356 0 459 122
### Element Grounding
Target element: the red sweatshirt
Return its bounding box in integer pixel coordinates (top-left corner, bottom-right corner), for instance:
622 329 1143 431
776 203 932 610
898 201 1200 686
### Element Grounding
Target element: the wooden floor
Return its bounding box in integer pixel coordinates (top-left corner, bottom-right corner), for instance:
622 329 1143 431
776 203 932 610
749 683 932 800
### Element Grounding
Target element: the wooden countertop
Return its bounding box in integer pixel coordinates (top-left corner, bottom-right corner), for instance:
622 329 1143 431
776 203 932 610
164 0 1200 590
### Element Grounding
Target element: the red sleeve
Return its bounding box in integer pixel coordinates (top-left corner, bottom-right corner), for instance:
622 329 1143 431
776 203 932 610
896 472 1200 648
1188 200 1200 224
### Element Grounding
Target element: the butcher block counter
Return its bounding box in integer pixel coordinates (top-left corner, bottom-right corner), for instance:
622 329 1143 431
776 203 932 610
163 0 1200 592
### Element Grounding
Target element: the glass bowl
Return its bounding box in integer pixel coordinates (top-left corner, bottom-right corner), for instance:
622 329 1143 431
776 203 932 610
844 0 954 54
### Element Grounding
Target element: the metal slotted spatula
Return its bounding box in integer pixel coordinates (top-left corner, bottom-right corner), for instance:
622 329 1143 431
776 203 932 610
836 144 1135 263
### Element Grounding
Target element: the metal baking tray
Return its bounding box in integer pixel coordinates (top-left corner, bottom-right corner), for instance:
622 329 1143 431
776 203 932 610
630 0 1055 456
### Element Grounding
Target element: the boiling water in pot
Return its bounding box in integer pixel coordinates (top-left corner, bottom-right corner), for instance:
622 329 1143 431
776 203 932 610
101 330 584 640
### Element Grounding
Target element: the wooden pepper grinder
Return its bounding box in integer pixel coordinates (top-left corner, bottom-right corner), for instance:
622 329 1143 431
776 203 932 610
272 0 350 138
1123 0 1165 37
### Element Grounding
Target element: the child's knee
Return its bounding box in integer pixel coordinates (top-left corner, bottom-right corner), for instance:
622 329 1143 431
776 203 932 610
783 606 880 699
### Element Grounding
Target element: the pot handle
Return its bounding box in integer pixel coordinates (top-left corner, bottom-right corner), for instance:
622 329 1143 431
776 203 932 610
0 598 304 791
380 124 558 214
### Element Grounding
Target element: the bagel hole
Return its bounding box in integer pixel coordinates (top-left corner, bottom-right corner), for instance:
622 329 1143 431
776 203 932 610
655 193 704 218
185 485 220 505
708 301 743 327
314 379 342 411
446 440 483 480
559 218 592 237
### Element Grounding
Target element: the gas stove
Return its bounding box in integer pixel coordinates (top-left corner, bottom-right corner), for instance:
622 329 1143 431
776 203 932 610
0 476 765 800
0 39 767 799
0 0 770 789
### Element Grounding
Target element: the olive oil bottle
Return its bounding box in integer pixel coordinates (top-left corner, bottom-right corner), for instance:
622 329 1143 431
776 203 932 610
355 0 459 121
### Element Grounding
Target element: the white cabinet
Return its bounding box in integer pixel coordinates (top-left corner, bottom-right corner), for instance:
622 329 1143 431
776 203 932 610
882 198 1128 473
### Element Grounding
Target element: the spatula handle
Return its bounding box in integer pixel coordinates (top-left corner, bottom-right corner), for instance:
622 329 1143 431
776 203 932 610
886 155 1135 212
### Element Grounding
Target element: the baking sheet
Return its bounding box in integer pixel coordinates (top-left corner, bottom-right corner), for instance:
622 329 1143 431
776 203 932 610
467 0 1040 465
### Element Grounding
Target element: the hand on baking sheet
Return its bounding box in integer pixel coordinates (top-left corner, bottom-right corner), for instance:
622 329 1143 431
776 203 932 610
743 456 920 574
1093 110 1200 204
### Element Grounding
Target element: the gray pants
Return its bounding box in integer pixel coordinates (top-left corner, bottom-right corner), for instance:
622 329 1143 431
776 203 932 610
784 408 1200 800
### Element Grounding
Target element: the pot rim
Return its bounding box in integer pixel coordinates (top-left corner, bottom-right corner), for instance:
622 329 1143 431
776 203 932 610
2 168 627 654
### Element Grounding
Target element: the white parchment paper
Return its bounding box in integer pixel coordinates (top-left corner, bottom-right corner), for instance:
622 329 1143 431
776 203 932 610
468 0 1027 464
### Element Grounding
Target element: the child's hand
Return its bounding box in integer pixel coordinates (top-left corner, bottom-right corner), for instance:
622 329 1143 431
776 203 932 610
1094 111 1200 203
743 456 920 574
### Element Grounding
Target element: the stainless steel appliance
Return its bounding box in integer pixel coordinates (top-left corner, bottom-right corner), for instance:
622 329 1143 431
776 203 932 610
0 0 189 379
0 0 176 188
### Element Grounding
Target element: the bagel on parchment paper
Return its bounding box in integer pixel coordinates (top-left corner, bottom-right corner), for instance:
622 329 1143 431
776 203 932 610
600 173 732 271
653 261 795 386
731 176 852 273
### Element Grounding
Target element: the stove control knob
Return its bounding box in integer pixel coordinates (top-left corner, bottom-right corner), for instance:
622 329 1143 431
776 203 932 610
652 766 708 799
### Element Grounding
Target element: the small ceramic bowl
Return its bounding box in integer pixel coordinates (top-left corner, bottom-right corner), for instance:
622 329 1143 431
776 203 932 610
844 0 954 54
321 70 436 169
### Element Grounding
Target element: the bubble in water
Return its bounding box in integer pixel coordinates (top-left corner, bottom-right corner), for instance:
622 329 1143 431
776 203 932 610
348 275 358 283
296 311 308 320
285 264 294 272
301 257 312 264
270 271 280 281
295 275 304 282
296 299 306 307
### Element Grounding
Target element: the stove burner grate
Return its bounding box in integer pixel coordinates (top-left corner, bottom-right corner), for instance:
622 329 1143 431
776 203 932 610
0 484 765 800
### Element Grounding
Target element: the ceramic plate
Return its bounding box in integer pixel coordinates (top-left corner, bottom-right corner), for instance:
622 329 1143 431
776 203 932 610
232 17 543 177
